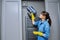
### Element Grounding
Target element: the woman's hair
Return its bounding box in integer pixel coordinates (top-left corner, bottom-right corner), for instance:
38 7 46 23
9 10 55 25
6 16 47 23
41 11 52 26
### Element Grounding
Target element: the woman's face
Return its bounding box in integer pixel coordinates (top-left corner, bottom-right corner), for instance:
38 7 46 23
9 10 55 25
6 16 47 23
39 14 46 19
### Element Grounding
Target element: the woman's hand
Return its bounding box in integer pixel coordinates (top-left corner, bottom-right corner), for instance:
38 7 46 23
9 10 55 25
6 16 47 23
33 31 44 36
32 20 35 25
30 13 35 24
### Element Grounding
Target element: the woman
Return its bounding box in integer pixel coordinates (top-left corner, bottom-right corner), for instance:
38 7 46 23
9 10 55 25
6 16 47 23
32 11 52 40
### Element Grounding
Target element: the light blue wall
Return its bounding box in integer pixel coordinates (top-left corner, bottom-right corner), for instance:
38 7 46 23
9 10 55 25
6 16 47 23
0 0 2 40
2 0 22 40
45 0 60 40
58 0 60 40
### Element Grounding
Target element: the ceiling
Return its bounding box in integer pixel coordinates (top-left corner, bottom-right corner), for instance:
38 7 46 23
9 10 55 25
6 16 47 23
22 0 44 1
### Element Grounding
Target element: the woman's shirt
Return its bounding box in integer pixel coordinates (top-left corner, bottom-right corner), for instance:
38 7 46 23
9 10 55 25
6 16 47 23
34 20 50 38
